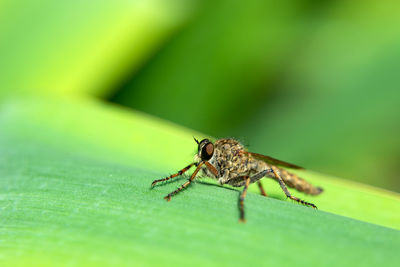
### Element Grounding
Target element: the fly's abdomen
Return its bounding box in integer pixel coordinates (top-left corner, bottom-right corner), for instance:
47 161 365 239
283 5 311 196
278 168 323 195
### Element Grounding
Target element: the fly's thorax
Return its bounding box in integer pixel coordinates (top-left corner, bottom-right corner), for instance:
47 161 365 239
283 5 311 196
213 139 244 163
214 138 244 152
214 141 258 180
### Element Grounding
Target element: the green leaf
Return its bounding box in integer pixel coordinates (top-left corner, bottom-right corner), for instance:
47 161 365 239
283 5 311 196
0 0 194 99
0 96 399 266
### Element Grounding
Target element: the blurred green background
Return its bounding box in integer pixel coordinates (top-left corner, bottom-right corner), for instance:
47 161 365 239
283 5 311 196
1 0 399 192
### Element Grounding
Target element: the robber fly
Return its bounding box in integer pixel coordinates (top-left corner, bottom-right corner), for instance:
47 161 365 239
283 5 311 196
151 138 323 222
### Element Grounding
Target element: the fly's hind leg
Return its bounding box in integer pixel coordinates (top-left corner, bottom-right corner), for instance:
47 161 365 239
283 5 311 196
270 166 317 209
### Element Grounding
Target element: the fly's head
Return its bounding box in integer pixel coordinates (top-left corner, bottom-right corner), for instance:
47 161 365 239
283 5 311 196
193 137 214 162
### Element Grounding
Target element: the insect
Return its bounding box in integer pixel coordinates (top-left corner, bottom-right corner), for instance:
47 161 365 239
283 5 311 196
151 138 323 222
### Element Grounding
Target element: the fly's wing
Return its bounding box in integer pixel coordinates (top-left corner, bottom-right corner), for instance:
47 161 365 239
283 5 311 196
244 152 304 169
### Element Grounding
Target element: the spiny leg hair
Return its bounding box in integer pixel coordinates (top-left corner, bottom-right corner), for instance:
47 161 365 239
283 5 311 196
151 163 195 187
164 162 204 201
270 166 317 209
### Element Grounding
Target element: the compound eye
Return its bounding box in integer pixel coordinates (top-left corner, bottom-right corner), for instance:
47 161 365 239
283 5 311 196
201 143 214 160
206 143 214 156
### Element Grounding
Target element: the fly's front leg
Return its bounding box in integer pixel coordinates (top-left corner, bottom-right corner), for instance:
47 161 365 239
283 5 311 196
151 163 195 187
164 162 204 201
204 161 219 177
270 166 317 209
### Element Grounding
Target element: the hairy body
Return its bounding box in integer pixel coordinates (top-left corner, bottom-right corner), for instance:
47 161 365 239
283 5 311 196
198 138 322 195
152 138 323 222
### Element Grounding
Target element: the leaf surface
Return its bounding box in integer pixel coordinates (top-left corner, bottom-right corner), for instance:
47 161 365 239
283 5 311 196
0 96 399 266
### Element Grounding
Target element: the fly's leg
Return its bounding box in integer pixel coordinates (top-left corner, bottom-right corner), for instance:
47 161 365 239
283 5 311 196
204 161 219 177
257 181 268 197
239 176 251 223
237 169 270 196
164 162 204 201
151 163 195 187
226 169 272 186
270 166 317 209
227 170 272 222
